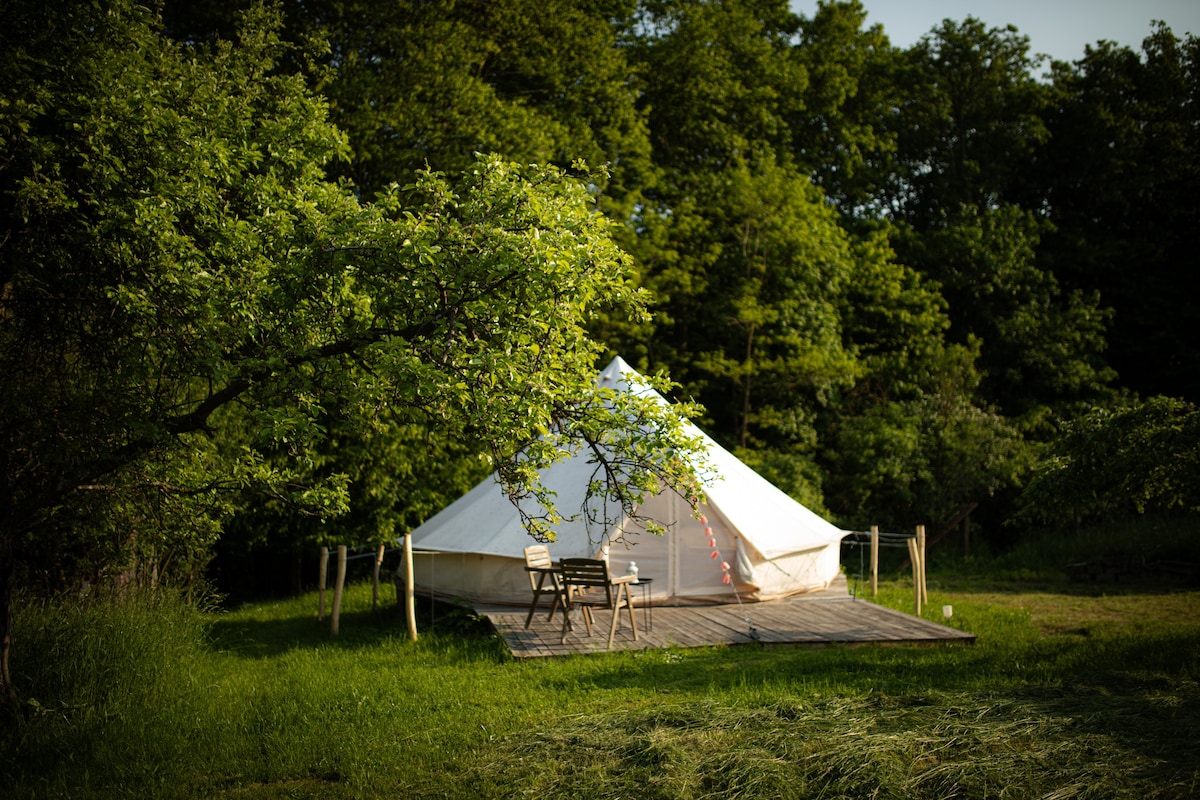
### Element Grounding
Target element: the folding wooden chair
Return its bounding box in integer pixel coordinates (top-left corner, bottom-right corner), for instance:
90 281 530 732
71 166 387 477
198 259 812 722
523 545 565 628
558 558 638 649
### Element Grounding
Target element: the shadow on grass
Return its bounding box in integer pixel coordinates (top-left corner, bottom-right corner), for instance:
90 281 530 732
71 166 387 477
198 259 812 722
207 596 503 659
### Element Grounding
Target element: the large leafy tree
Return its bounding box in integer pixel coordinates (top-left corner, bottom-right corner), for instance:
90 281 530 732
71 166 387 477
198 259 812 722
0 0 702 715
789 0 902 216
1038 26 1200 403
883 19 1115 431
896 204 1115 433
162 1 660 576
628 0 832 419
889 17 1051 223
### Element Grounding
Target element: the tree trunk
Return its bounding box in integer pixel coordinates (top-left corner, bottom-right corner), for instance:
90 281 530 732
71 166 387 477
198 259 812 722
0 546 17 722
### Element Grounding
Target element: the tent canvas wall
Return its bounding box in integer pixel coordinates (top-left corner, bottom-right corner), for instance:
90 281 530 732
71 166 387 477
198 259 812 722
408 357 849 606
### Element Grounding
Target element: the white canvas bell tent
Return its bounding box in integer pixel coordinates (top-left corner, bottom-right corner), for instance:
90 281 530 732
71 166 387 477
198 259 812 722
407 356 849 606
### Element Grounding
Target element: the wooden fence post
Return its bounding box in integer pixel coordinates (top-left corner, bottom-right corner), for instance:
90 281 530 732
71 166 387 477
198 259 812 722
403 534 418 642
372 543 385 611
869 525 879 597
917 524 928 607
318 546 329 622
907 537 921 616
331 545 347 636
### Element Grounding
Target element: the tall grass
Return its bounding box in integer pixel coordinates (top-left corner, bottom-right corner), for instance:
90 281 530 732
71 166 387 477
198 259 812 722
3 516 1198 798
3 590 220 797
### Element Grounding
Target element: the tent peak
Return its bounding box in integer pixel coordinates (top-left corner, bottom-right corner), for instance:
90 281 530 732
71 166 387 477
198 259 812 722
597 355 638 389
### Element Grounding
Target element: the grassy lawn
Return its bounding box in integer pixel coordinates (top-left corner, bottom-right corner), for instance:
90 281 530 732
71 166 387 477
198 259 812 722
3 518 1198 799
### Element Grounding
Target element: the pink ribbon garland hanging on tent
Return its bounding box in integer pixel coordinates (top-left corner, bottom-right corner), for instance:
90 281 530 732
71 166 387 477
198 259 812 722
700 515 735 585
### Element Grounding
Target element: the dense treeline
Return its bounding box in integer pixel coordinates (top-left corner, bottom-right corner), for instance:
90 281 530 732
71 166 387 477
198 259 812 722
169 1 1197 537
3 0 1198 625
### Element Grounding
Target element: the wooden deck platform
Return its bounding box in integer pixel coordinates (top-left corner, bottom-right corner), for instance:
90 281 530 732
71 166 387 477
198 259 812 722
479 582 975 658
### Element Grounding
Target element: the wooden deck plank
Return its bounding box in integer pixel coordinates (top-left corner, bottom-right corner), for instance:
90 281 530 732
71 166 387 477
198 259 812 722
482 591 974 658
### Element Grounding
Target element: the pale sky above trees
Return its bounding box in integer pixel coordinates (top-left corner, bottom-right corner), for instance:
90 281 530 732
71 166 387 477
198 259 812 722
791 0 1199 65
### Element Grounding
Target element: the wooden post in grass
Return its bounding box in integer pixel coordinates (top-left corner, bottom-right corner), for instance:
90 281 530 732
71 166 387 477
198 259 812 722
318 546 329 622
372 544 385 611
331 545 347 636
917 524 928 607
403 534 418 641
907 536 921 616
870 525 879 597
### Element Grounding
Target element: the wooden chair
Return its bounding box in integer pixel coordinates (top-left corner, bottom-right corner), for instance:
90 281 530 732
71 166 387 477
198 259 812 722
523 545 565 628
558 558 638 650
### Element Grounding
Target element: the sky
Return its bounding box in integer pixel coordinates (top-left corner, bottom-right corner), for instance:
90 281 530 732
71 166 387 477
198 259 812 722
789 1 1200 66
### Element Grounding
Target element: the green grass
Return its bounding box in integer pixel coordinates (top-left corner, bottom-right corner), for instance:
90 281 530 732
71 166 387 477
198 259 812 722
3 517 1199 799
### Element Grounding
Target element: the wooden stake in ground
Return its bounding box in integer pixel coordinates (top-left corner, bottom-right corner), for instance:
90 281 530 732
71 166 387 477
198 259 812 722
331 545 347 636
917 524 928 607
907 537 922 616
318 546 329 623
372 544 385 611
403 534 417 642
870 525 879 597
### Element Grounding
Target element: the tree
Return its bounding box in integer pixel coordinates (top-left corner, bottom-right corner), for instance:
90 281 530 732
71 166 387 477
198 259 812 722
1038 26 1200 402
889 17 1051 223
0 0 703 717
1015 397 1200 529
633 0 804 174
896 204 1115 433
163 0 653 213
643 161 860 449
817 223 1030 531
627 1 853 457
823 338 1028 532
789 0 902 216
877 19 1116 431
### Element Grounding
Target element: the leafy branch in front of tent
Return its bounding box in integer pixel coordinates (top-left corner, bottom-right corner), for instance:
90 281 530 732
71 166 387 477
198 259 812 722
497 371 710 546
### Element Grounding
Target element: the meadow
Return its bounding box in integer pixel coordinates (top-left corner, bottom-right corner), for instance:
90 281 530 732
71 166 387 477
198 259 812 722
2 517 1198 799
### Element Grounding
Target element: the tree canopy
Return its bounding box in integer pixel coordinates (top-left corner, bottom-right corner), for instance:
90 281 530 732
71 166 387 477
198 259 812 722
0 0 704 712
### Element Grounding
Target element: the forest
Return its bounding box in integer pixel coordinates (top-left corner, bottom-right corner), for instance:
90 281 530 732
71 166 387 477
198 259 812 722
2 0 1199 686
